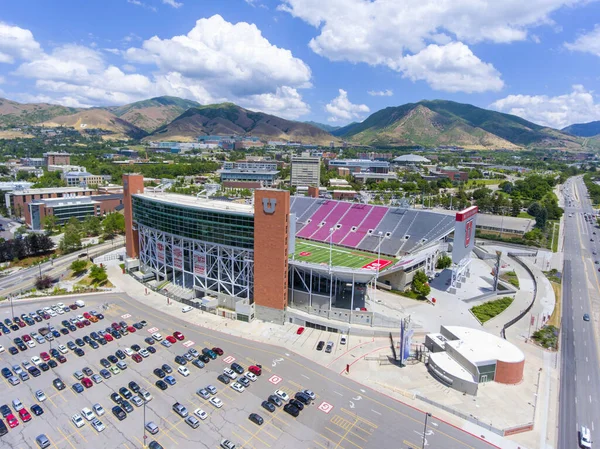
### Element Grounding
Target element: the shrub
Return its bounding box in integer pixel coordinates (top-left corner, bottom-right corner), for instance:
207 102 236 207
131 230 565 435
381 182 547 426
35 275 54 290
470 296 514 323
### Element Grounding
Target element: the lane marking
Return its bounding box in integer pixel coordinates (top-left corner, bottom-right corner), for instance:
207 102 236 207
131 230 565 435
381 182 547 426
371 409 381 415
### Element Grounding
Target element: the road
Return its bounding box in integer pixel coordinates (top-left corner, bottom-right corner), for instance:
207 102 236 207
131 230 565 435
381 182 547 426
558 176 600 449
0 237 124 298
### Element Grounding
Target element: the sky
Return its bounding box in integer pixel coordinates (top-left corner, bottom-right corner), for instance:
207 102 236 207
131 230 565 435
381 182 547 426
1 0 600 129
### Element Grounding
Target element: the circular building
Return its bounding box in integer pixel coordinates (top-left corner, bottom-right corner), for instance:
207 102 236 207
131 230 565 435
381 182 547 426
425 325 525 395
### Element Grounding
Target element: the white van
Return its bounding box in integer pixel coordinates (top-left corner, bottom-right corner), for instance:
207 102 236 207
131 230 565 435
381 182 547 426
580 426 592 448
75 300 85 308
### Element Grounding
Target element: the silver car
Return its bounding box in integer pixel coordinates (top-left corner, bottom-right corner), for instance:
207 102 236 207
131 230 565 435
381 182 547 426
196 388 210 400
131 396 144 407
91 418 105 432
185 415 200 428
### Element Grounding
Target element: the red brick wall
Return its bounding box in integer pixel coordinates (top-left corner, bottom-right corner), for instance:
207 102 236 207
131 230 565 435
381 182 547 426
123 174 144 258
96 197 123 215
495 359 524 384
253 189 290 311
307 186 319 198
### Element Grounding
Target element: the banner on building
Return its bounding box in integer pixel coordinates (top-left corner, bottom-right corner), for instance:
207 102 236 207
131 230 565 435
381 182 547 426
193 252 206 276
156 241 165 264
173 246 183 270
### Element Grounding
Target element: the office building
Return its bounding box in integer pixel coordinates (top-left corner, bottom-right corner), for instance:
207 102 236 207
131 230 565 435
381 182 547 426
290 154 320 187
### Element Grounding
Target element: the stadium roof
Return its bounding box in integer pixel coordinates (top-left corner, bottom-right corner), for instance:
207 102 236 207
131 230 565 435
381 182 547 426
393 154 431 163
134 192 253 215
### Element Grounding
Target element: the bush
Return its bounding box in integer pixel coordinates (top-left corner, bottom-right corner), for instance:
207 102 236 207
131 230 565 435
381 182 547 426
35 275 54 290
70 259 88 275
532 325 559 349
436 254 452 269
89 264 108 284
411 270 431 297
470 296 514 323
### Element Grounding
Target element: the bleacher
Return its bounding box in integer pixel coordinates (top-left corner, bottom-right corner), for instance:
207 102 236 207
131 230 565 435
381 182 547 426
290 196 455 257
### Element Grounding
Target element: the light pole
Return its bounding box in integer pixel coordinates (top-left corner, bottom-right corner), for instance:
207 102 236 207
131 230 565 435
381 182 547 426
422 412 431 449
9 295 14 320
143 400 147 447
373 231 383 304
328 227 336 269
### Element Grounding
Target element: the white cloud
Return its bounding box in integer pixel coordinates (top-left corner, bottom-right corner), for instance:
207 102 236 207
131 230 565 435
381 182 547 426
127 0 157 10
103 48 121 55
398 43 504 93
367 89 393 97
279 0 588 92
122 64 137 72
490 85 600 129
565 25 600 57
162 0 183 8
0 22 41 63
325 89 369 123
0 75 4 84
241 86 310 119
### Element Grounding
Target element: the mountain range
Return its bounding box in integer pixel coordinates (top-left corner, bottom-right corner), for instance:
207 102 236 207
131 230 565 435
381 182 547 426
0 96 596 150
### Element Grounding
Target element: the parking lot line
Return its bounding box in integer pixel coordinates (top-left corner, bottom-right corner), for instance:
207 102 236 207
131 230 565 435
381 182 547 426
288 380 304 390
317 432 348 449
269 413 289 427
326 425 368 443
55 426 78 449
325 426 365 447
232 432 259 449
403 440 420 449
258 426 278 440
123 442 131 449
68 420 88 443
340 409 378 429
166 414 189 439
238 424 273 447
155 420 179 446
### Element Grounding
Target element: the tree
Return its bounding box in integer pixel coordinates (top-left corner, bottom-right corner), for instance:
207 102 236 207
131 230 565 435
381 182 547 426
510 198 522 217
411 270 431 297
535 207 548 230
527 202 542 218
42 215 58 235
35 275 53 290
70 259 88 275
82 215 102 236
59 224 82 253
436 254 452 269
102 213 125 238
89 264 108 284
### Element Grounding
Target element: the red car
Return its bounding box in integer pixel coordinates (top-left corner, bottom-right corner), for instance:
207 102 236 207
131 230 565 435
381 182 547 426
18 321 26 328
127 326 136 333
212 347 224 356
42 313 50 320
296 327 305 335
22 334 31 342
6 414 19 428
173 331 184 341
111 322 121 331
83 320 91 326
81 377 93 388
40 352 50 361
104 333 113 342
18 408 31 422
248 365 262 376
166 335 177 344
57 355 67 364
132 354 143 363
83 312 91 319
75 321 84 329
69 304 78 310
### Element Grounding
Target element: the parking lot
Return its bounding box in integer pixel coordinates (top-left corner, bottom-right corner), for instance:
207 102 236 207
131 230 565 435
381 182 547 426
0 294 495 449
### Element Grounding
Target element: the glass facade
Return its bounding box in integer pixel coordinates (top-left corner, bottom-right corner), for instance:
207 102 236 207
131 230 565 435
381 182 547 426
132 196 254 249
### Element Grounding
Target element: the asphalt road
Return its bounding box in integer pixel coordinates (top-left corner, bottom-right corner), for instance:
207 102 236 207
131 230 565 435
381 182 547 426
0 237 124 298
0 293 498 449
557 176 600 449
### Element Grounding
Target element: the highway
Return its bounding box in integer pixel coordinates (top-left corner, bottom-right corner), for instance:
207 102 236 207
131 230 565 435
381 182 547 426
0 236 124 298
558 176 600 449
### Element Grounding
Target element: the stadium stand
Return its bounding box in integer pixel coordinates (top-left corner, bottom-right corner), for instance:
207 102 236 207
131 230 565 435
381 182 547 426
290 197 454 257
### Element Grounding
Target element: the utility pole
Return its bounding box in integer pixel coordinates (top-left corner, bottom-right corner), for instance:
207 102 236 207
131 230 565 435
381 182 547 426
422 412 432 449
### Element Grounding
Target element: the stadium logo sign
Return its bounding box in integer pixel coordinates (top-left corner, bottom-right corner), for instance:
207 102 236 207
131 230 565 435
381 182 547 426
262 198 277 214
465 219 473 247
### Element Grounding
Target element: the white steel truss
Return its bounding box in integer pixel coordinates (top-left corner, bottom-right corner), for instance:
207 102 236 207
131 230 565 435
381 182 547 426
138 223 254 300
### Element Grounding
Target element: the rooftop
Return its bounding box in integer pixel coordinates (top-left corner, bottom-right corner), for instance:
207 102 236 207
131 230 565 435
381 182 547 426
31 196 98 207
444 325 525 365
393 154 431 163
134 192 253 215
10 187 94 196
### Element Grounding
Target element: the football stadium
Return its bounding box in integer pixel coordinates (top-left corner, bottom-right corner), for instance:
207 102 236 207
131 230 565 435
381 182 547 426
123 174 462 330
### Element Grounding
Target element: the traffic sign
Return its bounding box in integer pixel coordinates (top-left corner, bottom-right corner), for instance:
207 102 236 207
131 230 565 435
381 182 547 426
182 340 195 348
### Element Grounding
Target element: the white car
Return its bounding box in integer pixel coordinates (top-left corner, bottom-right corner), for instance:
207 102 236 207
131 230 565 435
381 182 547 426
91 418 105 432
274 390 289 402
178 366 190 377
81 407 95 421
223 368 237 380
0 345 4 353
230 382 245 393
35 390 46 402
124 348 134 357
72 414 85 428
244 372 257 382
31 356 42 366
340 336 347 345
182 306 193 313
43 307 51 312
209 397 223 408
152 333 163 341
302 389 316 400
139 349 150 358
221 439 236 449
56 302 65 308
76 315 84 322
48 310 57 317
139 389 153 403
56 308 64 315
27 340 36 348
194 408 208 420
58 344 68 354
93 403 105 416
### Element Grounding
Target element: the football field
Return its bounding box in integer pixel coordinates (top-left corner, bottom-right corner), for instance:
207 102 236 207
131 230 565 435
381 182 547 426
293 239 394 270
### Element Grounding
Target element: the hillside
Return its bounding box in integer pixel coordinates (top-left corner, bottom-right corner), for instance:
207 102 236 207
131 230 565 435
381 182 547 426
149 103 334 145
562 121 600 138
42 109 148 140
304 121 341 133
107 96 201 133
336 100 586 150
0 98 81 127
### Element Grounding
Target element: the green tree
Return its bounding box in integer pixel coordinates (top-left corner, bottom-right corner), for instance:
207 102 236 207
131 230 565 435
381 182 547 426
102 213 125 238
527 202 542 218
89 264 108 284
70 259 88 275
42 215 58 234
82 215 102 236
59 224 82 253
510 198 522 217
535 207 548 230
436 254 452 269
411 270 431 297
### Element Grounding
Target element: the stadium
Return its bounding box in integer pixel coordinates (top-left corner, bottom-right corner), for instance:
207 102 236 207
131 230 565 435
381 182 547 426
122 174 467 331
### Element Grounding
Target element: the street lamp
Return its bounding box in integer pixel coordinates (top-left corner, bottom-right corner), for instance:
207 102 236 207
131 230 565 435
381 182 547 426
143 399 147 447
422 412 432 449
373 231 383 304
9 295 14 321
328 227 336 269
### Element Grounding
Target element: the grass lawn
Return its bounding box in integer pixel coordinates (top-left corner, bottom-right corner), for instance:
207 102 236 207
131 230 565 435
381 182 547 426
470 296 514 323
465 179 502 189
517 212 534 219
292 239 395 270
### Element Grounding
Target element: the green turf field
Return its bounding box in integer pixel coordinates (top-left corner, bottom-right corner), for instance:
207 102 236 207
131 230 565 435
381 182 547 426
292 239 395 270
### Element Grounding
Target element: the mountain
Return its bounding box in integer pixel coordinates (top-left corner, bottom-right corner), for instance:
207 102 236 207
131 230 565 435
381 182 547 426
42 109 148 140
562 121 600 138
148 103 334 145
303 121 341 133
0 98 81 127
336 100 587 150
107 96 201 133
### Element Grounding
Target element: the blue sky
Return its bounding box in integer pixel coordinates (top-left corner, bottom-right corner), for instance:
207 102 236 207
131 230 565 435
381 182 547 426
1 0 600 129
